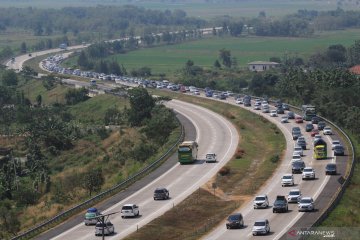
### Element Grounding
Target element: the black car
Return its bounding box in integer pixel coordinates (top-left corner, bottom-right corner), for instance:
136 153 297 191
273 195 288 213
334 145 345 156
318 121 326 130
325 163 337 175
305 123 314 132
226 213 244 229
296 139 307 150
311 116 320 124
287 111 295 119
292 160 305 174
153 187 170 200
276 107 284 114
282 103 290 110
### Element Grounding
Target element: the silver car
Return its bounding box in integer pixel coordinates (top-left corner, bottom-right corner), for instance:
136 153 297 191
252 219 270 236
253 195 269 209
95 221 114 236
298 197 315 212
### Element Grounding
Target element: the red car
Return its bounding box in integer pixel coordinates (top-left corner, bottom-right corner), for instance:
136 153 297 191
295 116 303 123
311 129 319 137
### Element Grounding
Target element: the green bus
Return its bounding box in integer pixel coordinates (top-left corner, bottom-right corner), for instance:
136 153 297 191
178 141 198 164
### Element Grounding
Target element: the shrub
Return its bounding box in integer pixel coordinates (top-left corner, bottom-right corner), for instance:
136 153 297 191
270 154 280 163
218 166 230 176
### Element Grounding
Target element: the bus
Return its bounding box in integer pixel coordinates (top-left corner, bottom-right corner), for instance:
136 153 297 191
302 105 316 121
178 141 198 164
314 138 327 160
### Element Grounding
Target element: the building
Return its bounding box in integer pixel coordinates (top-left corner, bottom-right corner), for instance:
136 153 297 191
247 61 280 72
349 65 360 75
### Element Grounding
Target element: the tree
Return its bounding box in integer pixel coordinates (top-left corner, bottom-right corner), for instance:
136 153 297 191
2 70 18 86
65 88 89 105
219 48 232 68
0 200 20 238
77 51 89 68
36 94 42 106
127 88 155 126
214 60 221 68
82 168 104 196
20 42 27 54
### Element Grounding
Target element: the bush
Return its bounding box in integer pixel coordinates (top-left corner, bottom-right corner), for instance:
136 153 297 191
235 148 245 159
270 154 280 163
218 166 231 176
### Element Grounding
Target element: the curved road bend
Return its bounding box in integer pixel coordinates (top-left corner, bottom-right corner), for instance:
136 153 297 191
47 99 238 240
34 112 195 240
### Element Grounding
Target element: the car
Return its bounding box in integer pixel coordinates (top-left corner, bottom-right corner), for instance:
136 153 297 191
292 153 302 162
296 138 307 150
84 207 100 226
153 187 169 200
295 116 303 123
235 98 243 104
318 121 326 130
193 90 200 95
292 160 305 174
298 197 315 212
323 126 333 135
219 93 227 99
213 93 219 98
287 189 302 203
253 195 269 209
310 129 319 137
292 127 302 140
287 111 295 119
95 221 114 236
281 116 288 123
305 123 314 132
294 146 303 156
282 103 290 110
205 153 217 163
121 204 139 218
262 105 270 113
281 174 294 187
270 110 277 117
244 101 251 107
313 134 322 142
261 100 268 106
253 105 261 110
331 140 341 150
311 116 320 124
226 213 244 229
302 167 316 180
334 145 345 156
273 195 288 213
205 91 213 97
276 107 284 114
325 163 337 175
252 219 270 236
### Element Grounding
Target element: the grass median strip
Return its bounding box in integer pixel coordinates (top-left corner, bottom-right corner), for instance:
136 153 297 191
125 91 286 240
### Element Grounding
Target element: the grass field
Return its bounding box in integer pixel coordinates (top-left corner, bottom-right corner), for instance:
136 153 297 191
0 0 354 18
74 29 360 77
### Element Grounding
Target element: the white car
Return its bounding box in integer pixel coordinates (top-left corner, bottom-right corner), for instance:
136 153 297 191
331 140 341 150
121 204 139 218
323 126 333 135
270 110 277 117
294 146 303 156
281 116 288 123
281 174 294 187
292 154 302 162
205 153 217 163
193 90 200 95
298 197 315 212
253 195 269 209
302 167 316 180
253 105 261 110
287 189 302 203
95 221 114 236
252 219 270 236
235 98 243 104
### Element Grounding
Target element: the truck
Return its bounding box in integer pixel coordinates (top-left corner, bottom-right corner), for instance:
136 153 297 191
273 195 288 213
314 138 327 160
302 105 316 121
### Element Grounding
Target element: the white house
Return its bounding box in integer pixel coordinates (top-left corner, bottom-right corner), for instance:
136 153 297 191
247 61 280 72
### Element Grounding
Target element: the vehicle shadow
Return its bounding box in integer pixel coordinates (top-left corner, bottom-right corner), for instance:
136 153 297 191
193 160 206 164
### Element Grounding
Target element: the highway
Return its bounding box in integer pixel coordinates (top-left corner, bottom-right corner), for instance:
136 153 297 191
49 99 239 240
8 49 350 240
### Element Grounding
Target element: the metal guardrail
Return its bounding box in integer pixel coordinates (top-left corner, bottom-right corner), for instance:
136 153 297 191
11 118 184 240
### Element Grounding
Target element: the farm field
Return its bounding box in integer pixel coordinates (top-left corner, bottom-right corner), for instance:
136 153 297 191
0 0 355 18
88 29 360 76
